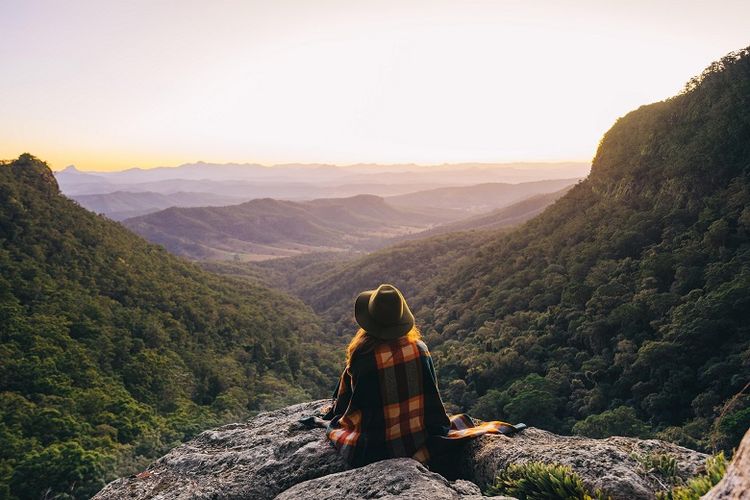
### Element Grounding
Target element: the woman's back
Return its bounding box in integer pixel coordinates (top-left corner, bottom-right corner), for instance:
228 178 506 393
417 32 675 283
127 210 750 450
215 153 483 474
324 283 522 467
327 335 450 465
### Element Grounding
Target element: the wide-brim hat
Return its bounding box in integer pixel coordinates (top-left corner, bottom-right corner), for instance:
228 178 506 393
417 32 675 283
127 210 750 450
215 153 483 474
354 284 415 340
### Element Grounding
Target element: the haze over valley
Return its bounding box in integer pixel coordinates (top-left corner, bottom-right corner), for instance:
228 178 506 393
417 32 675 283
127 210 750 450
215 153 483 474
2 1 749 498
117 177 580 260
57 161 587 215
55 161 585 259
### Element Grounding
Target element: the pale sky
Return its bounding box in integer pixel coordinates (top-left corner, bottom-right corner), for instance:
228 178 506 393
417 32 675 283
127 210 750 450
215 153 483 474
1 0 749 171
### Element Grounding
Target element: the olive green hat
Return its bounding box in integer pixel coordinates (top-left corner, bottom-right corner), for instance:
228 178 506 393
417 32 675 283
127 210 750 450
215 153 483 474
354 284 415 340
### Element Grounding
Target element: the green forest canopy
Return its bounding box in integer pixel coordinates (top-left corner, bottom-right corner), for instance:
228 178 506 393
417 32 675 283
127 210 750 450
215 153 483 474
2 45 750 500
0 155 339 498
247 47 750 454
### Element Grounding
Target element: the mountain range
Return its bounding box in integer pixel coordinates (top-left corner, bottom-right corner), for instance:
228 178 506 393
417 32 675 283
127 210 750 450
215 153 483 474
58 163 586 220
386 178 579 213
70 191 250 220
56 161 589 187
122 179 578 260
3 46 750 500
384 185 575 244
214 47 750 455
121 194 453 260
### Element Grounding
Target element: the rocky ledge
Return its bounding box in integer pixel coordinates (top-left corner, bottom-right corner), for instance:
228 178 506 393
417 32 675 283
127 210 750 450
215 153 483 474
94 400 732 499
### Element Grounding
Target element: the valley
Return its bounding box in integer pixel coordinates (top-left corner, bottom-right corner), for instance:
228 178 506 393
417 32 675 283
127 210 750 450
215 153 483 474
119 179 578 260
2 46 750 500
205 48 750 454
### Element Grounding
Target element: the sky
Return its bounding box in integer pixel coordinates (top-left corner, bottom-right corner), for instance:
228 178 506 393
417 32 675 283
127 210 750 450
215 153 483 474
1 0 749 171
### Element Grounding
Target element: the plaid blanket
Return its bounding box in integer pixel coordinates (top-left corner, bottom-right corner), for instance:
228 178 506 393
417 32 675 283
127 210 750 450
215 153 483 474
325 336 518 466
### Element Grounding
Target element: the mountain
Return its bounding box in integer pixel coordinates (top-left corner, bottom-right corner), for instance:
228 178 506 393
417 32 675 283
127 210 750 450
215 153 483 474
119 179 578 261
123 194 461 261
386 186 575 244
386 178 580 213
247 48 750 453
56 161 589 187
70 191 250 220
0 155 339 499
54 163 588 220
55 165 117 195
58 176 323 198
204 187 575 298
54 162 589 200
55 165 110 184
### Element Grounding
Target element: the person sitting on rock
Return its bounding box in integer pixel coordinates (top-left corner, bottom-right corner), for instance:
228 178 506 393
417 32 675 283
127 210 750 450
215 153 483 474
322 283 524 467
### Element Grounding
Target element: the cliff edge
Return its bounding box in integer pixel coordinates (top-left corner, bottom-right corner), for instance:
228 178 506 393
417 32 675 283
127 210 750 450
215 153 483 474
94 400 721 499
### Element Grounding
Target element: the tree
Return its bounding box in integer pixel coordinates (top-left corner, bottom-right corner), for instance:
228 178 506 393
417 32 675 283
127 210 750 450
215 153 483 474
572 406 652 439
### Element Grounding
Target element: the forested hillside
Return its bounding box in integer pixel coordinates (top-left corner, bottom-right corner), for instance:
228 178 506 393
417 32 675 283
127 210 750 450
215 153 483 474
4 45 749 500
268 231 496 340
124 194 456 260
386 178 579 212
71 190 248 220
0 155 338 499
266 48 750 453
385 186 574 244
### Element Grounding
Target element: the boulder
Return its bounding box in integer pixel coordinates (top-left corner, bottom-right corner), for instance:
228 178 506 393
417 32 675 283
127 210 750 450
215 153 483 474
703 427 750 499
94 400 347 500
276 458 506 500
459 427 708 499
95 400 711 499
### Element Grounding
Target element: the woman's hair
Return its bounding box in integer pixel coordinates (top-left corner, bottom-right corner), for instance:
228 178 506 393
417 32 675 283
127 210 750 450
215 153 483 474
346 327 422 365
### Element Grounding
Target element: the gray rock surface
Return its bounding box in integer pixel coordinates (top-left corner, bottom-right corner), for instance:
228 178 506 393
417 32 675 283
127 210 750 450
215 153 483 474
276 458 502 500
94 400 347 500
95 399 713 499
703 427 750 499
460 427 709 499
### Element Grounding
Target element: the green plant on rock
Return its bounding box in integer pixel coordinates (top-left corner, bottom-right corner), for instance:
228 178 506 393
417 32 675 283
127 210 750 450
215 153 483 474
486 461 611 500
655 453 727 500
631 452 678 484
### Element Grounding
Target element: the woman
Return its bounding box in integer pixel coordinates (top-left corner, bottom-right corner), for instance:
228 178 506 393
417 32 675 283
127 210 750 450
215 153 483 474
323 284 523 467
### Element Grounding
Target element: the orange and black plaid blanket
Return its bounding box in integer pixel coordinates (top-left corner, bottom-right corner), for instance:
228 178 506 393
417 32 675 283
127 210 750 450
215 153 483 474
325 336 521 466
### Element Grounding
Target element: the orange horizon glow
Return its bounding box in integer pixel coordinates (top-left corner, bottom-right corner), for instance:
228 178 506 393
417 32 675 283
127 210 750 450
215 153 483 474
2 0 749 172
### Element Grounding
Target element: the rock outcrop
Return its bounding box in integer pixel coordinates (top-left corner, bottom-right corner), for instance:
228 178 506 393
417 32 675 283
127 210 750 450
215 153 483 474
95 401 345 500
95 400 711 499
703 427 750 499
458 428 707 498
276 458 505 500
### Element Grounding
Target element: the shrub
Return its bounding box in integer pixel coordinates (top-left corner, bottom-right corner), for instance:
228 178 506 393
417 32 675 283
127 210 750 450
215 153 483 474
656 453 727 500
486 461 610 499
631 452 678 482
573 406 652 439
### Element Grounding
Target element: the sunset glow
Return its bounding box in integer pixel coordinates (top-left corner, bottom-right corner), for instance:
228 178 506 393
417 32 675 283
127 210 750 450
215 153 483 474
1 0 749 171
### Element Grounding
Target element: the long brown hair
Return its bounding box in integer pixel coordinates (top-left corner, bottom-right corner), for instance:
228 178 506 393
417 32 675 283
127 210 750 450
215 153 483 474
346 327 422 365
